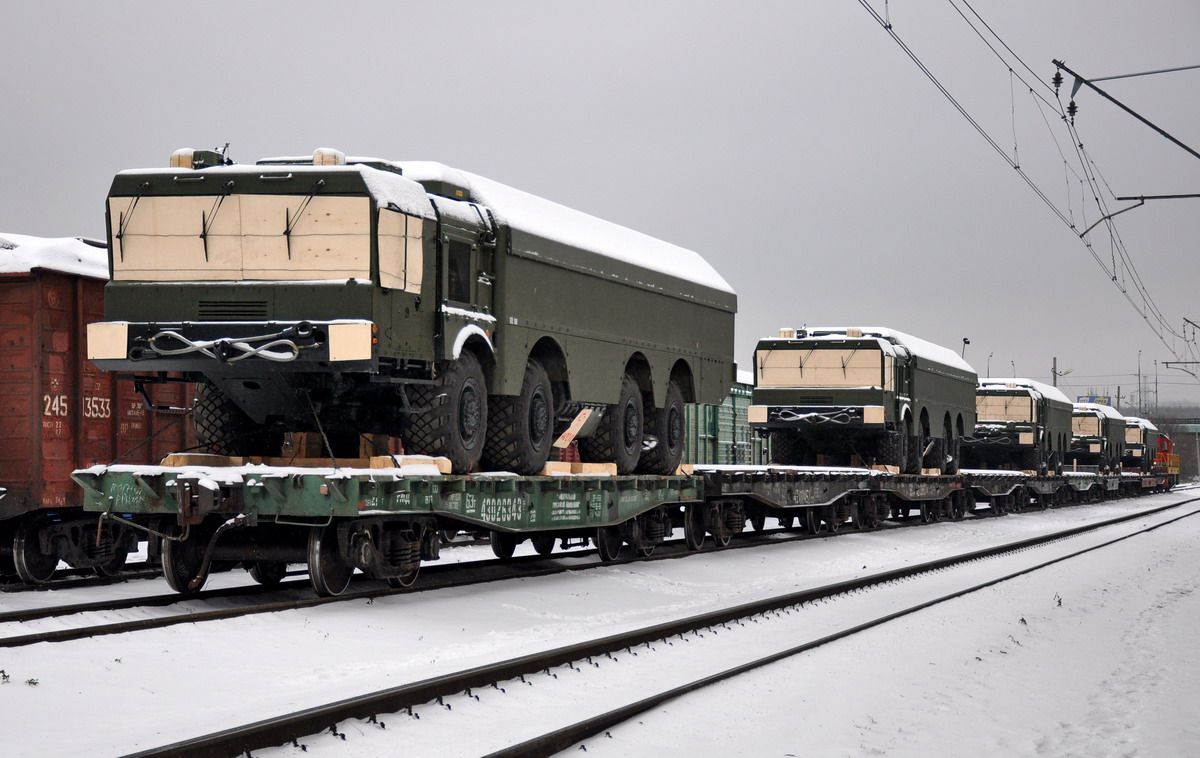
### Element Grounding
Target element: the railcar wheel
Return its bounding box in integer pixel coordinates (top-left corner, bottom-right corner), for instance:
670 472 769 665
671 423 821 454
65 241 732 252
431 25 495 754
825 506 842 533
805 508 821 534
162 533 209 594
482 359 554 475
248 561 288 587
580 374 643 474
684 505 706 550
386 561 421 589
307 526 354 597
637 381 686 475
749 511 766 532
93 546 130 578
405 352 488 474
712 525 733 548
491 531 518 560
13 518 57 584
531 534 556 557
595 526 623 562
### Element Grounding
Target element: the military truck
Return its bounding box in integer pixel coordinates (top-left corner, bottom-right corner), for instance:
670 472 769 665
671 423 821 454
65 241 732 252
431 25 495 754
961 378 1073 474
1066 402 1125 472
747 327 977 474
87 148 736 475
1121 416 1160 474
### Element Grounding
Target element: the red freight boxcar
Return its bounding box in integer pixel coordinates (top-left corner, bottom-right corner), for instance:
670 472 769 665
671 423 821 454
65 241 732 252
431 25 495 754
0 233 193 582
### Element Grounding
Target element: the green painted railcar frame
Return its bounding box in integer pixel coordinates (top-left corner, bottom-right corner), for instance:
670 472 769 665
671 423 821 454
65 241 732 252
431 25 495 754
74 468 702 534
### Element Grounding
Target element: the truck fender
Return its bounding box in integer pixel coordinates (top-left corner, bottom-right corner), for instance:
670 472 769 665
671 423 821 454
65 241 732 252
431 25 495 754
451 324 494 360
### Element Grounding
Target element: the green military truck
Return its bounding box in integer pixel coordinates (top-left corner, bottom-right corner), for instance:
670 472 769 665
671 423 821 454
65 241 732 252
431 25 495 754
1067 402 1125 472
87 148 736 475
1120 416 1160 474
961 378 1073 474
748 327 977 474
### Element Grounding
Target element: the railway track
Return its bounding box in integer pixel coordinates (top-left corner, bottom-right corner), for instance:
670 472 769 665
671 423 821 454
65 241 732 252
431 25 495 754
0 562 160 593
122 495 1200 757
0 516 876 645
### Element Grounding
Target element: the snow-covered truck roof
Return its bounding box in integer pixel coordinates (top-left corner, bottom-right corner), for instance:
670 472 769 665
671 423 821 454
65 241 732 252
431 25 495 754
251 155 734 295
0 232 109 280
775 327 976 375
1123 416 1158 431
978 377 1073 406
1073 402 1124 420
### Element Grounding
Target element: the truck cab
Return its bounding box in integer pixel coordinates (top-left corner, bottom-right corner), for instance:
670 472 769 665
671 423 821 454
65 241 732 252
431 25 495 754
748 327 976 474
962 378 1073 474
1121 417 1160 474
1066 402 1125 472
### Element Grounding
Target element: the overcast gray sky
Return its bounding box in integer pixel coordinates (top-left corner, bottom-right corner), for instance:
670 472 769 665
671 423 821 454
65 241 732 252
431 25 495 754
3 1 1197 406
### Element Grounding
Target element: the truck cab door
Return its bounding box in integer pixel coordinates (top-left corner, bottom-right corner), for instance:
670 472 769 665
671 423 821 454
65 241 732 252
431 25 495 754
434 200 496 360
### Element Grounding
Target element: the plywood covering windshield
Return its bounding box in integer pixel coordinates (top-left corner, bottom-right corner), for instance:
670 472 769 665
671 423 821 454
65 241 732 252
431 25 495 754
756 346 883 389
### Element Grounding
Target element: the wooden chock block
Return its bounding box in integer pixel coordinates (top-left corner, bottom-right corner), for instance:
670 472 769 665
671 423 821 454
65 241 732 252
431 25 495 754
572 462 618 476
541 461 575 476
870 464 901 474
159 453 244 467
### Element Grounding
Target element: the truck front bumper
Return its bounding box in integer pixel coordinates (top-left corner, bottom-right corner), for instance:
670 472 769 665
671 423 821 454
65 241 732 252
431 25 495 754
747 404 886 429
86 319 376 372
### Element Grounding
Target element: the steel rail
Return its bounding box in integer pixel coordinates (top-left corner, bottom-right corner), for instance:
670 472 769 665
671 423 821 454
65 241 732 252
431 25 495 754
125 496 1198 758
492 500 1200 757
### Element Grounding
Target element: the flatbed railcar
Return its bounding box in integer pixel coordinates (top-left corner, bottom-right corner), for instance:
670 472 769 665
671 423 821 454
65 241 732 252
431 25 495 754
74 457 1177 597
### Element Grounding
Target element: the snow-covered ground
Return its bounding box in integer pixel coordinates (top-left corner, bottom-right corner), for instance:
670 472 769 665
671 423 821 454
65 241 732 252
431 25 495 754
0 491 1195 756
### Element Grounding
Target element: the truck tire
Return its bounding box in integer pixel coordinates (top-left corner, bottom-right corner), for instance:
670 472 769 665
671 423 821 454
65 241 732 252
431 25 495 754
406 352 488 474
904 433 923 475
769 430 807 465
193 383 283 457
923 438 945 474
876 431 907 471
637 381 685 475
482 359 553 475
1017 447 1040 472
579 373 643 474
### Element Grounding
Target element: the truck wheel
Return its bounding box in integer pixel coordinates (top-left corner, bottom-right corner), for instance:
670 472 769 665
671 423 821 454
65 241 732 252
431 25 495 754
769 430 815 465
1017 447 1039 472
406 352 488 473
482 359 553 475
637 381 685 475
876 431 907 471
193 383 283 457
579 374 643 474
904 434 923 475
